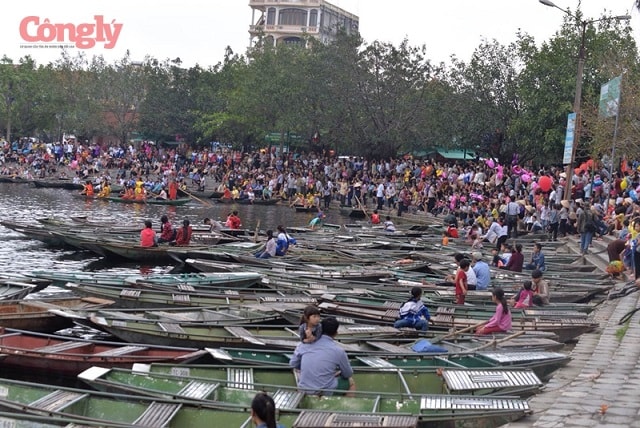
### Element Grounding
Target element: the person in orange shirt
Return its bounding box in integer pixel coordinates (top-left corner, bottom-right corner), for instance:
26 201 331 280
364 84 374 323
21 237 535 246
370 210 381 225
81 181 94 196
168 180 178 200
173 219 193 246
140 220 157 247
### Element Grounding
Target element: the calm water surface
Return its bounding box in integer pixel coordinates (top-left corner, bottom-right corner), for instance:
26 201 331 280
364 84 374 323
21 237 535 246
0 182 335 275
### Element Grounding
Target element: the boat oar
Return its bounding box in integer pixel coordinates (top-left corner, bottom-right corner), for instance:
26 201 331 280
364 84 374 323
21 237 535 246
466 330 526 352
181 188 212 207
254 220 261 243
431 320 487 344
354 194 368 218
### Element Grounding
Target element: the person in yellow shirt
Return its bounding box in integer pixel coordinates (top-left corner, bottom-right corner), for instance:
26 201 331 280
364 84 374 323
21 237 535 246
97 181 111 198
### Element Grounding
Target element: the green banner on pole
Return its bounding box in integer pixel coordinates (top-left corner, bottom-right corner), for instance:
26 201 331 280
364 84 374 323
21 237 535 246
599 76 621 118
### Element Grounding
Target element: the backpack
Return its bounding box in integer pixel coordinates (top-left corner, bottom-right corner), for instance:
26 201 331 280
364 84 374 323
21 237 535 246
584 213 597 233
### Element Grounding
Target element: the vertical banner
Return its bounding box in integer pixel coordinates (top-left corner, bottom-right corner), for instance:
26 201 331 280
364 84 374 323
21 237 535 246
599 76 622 118
563 112 576 165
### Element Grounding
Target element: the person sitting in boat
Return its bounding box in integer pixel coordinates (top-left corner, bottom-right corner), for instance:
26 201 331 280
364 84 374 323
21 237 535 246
393 286 431 332
276 225 296 256
140 220 157 247
370 210 381 225
255 229 277 259
96 180 111 198
250 392 286 428
290 317 355 396
383 216 396 232
155 186 168 200
510 280 534 309
476 287 512 335
231 187 240 200
299 305 323 342
158 215 176 244
173 219 192 246
80 180 94 196
120 185 135 200
226 211 242 230
222 186 232 200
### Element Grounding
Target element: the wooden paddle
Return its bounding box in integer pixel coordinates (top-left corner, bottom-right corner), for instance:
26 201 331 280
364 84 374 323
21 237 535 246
466 330 526 352
431 320 487 344
354 194 369 218
253 220 261 243
181 188 213 207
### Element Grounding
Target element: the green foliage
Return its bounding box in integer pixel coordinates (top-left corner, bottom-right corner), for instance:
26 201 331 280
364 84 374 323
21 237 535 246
0 11 638 166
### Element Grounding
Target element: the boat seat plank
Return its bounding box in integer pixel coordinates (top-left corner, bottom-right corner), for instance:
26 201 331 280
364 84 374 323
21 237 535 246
177 380 219 400
224 326 265 346
420 395 530 411
227 367 254 389
120 289 141 298
355 356 398 370
35 341 92 353
94 345 148 357
177 284 195 291
293 411 418 427
442 369 542 392
158 322 186 334
367 341 414 354
100 311 147 321
172 294 191 303
29 390 87 412
272 389 304 410
133 402 182 427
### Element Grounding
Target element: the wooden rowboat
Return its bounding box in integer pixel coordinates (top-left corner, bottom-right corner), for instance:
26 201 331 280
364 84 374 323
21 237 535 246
0 377 298 427
0 328 207 375
106 196 192 205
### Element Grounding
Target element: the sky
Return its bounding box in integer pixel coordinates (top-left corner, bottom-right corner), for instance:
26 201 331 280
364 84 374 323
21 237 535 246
2 0 638 68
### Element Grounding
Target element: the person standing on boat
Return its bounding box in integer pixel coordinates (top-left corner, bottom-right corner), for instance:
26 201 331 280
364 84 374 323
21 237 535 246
394 286 431 331
204 217 224 232
454 258 470 304
250 393 285 428
168 179 178 200
476 287 512 335
290 316 355 396
157 215 176 244
140 220 157 247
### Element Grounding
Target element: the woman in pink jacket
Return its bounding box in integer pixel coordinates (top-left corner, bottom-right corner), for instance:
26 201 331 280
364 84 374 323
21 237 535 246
476 287 512 335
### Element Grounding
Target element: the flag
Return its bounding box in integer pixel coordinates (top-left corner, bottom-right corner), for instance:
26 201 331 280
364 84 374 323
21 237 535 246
599 76 622 118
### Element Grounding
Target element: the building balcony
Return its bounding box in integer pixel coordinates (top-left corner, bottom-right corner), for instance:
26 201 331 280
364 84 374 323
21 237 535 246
249 0 321 7
250 24 319 35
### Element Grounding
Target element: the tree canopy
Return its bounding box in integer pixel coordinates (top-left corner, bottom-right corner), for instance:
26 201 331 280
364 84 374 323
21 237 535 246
0 11 638 167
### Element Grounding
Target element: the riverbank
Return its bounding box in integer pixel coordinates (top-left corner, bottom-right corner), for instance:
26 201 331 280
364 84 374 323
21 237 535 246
503 234 640 427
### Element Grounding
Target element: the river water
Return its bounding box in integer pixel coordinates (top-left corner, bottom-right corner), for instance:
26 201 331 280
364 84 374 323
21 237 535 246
0 182 337 275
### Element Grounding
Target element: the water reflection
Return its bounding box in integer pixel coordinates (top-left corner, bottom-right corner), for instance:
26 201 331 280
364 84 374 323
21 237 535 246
0 182 342 274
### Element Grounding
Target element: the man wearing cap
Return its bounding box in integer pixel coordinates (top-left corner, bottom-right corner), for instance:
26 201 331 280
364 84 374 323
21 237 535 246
472 252 491 290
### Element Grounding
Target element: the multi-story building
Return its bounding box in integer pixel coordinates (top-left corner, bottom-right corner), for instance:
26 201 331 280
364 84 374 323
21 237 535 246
248 0 359 47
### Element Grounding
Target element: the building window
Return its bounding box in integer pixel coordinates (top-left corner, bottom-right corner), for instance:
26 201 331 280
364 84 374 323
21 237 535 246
267 8 276 25
309 9 318 27
282 37 303 45
279 8 307 26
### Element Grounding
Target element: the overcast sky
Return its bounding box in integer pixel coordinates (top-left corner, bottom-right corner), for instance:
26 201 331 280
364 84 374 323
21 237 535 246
2 0 638 68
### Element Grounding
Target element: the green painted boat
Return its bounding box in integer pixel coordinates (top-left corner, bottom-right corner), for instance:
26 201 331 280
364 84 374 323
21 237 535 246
106 196 192 205
26 270 262 289
79 365 533 423
0 377 297 427
201 347 569 381
86 316 415 350
63 281 316 309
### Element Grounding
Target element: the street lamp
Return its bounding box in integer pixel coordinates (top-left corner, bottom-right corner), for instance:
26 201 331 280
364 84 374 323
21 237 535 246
539 0 630 201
